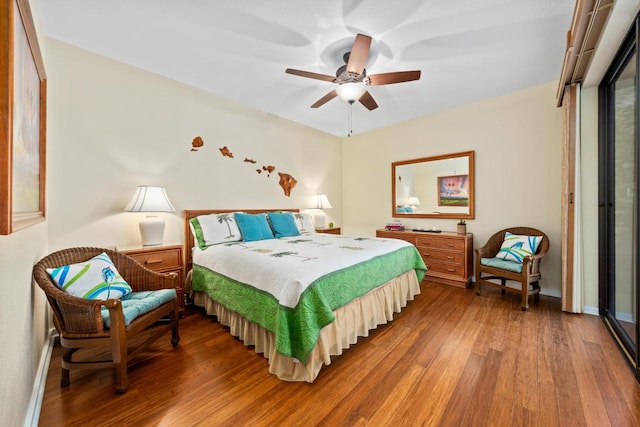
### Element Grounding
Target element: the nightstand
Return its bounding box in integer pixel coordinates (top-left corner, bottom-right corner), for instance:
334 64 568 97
118 243 185 315
315 227 341 235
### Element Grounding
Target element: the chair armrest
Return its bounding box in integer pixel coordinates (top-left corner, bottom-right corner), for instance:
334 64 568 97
522 252 545 275
475 246 495 259
53 294 116 335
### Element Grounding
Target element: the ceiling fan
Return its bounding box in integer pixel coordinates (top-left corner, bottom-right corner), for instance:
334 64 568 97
285 33 421 111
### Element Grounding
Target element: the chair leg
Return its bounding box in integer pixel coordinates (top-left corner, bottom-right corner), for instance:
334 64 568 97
500 278 506 295
113 349 129 394
171 308 180 347
475 277 481 296
110 321 129 394
520 281 529 311
61 348 72 387
533 281 540 305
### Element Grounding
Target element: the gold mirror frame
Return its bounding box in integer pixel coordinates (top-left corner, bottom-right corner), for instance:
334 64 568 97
392 151 475 219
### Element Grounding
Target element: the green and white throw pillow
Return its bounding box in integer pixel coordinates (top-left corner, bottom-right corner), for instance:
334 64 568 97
292 212 315 234
190 213 242 249
496 232 543 263
46 252 132 300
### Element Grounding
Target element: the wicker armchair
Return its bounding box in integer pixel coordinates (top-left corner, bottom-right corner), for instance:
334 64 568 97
474 227 549 310
33 247 180 393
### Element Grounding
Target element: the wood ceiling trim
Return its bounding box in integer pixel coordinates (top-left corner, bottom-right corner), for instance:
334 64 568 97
556 0 613 106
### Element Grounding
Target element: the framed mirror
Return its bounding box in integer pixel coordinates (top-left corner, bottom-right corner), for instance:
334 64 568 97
392 151 475 219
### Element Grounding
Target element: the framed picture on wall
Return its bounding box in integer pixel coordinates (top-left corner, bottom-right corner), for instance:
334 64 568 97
0 0 47 235
437 174 469 207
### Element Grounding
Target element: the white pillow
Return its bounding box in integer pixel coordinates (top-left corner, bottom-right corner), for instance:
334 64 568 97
292 212 315 234
190 213 242 249
496 232 543 263
46 252 132 300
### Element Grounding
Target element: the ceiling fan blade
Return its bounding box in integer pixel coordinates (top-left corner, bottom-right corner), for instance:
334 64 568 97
346 34 372 75
311 90 338 108
367 70 421 86
286 68 336 82
359 91 378 111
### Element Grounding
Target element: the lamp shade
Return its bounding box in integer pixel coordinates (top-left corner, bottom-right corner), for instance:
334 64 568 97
311 194 332 209
408 196 420 206
125 186 175 246
125 186 176 213
336 82 366 102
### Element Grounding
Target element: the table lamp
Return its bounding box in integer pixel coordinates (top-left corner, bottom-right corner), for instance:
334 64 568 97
408 196 420 211
311 194 332 228
125 185 176 246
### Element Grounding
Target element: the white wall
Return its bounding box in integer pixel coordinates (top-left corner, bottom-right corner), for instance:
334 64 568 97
0 224 49 425
45 39 342 251
342 82 563 295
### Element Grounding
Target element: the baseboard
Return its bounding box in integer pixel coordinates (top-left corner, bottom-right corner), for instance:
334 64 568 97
540 288 561 298
24 328 57 427
583 305 599 316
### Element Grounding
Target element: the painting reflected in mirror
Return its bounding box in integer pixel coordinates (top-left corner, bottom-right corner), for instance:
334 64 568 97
392 151 475 219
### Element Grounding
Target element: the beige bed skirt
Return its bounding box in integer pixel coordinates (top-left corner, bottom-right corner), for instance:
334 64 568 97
192 270 421 382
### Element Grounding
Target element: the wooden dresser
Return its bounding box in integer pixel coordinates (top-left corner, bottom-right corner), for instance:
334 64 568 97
376 229 473 288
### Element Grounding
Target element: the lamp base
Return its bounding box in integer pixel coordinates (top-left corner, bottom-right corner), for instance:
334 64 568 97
139 215 165 246
312 210 326 229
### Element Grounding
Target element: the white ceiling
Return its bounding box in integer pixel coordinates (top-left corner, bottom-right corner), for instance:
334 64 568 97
36 0 575 137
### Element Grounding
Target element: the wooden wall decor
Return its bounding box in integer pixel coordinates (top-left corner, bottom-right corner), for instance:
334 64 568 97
278 173 297 197
219 146 233 158
190 136 204 151
189 143 299 197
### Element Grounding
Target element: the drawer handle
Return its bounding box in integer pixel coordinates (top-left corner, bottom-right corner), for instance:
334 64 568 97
446 256 454 259
424 253 431 257
446 243 454 247
146 259 163 265
447 268 455 272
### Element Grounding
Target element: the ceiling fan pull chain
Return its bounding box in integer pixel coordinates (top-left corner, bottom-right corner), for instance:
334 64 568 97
348 100 353 137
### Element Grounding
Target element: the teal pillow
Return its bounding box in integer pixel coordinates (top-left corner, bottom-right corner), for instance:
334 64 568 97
235 213 274 242
496 232 543 263
268 212 301 238
46 252 132 300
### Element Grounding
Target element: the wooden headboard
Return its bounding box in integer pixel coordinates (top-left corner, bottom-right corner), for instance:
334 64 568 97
183 209 299 273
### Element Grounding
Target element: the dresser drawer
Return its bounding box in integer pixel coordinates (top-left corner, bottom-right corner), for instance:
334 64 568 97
416 236 465 251
376 231 417 245
127 248 181 271
425 262 465 278
419 249 465 265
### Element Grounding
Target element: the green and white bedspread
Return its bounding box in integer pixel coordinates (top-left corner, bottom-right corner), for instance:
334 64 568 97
191 234 426 364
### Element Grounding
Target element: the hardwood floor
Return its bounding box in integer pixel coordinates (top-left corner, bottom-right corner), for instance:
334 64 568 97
39 282 640 426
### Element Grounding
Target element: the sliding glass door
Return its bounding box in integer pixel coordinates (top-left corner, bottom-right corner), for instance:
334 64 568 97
599 19 639 380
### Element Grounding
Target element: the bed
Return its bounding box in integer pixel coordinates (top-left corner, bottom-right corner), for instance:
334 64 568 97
184 209 427 382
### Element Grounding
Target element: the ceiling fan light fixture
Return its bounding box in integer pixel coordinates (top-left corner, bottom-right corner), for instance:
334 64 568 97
336 82 366 103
